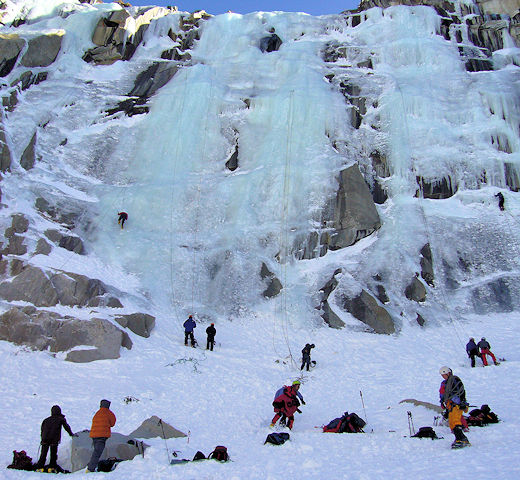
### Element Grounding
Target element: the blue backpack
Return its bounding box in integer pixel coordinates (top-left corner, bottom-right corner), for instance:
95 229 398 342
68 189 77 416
264 432 290 445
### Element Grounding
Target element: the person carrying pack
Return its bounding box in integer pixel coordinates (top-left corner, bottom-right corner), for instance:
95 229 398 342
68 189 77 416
206 323 216 351
271 383 301 430
34 405 75 471
439 366 470 448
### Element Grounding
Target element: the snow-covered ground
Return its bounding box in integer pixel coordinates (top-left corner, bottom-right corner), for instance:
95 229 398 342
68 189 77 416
1 309 519 478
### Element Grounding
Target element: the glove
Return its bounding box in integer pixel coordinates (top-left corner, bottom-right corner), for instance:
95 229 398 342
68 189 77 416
301 400 306 405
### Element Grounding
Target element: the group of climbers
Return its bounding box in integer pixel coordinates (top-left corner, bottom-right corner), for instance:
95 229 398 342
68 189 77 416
465 337 499 367
182 315 217 351
30 399 116 473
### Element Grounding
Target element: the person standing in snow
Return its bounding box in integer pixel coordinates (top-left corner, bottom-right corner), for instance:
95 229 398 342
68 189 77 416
439 367 470 448
183 314 196 347
466 337 480 368
34 405 75 471
495 192 505 211
117 211 128 229
300 343 315 371
86 399 116 473
273 380 305 426
477 337 499 366
206 323 216 350
271 381 302 430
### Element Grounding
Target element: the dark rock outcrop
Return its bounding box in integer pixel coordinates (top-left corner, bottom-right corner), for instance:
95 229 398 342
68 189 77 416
341 289 395 334
319 269 345 329
0 34 25 76
405 275 427 302
260 262 283 298
20 32 63 67
420 243 434 286
0 307 132 363
20 131 37 170
416 176 457 199
0 122 12 172
114 313 155 338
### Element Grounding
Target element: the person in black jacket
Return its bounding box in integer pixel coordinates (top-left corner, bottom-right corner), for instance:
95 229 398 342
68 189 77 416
206 323 216 351
35 405 75 470
300 343 315 371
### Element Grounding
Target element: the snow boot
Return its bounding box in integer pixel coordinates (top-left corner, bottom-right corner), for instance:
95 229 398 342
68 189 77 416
451 426 470 449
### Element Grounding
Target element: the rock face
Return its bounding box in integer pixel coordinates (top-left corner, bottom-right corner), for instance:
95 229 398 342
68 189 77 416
20 131 37 170
0 266 107 307
341 289 395 334
129 416 187 439
327 165 382 250
260 262 282 298
0 307 132 362
405 275 427 302
70 430 146 472
20 32 63 67
83 7 170 65
319 269 346 329
0 34 25 76
0 121 12 172
114 313 155 338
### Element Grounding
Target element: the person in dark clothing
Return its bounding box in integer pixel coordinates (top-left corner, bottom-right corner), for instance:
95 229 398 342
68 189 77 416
300 343 315 371
466 337 480 368
183 314 196 347
495 192 505 211
206 323 216 351
35 405 74 470
117 211 128 229
477 337 499 366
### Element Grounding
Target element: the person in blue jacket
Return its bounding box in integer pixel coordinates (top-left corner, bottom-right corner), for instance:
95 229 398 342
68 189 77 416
466 337 480 368
183 315 196 347
273 380 305 426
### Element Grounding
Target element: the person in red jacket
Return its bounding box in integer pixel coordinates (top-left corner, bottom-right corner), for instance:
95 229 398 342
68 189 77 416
270 384 301 430
86 399 116 473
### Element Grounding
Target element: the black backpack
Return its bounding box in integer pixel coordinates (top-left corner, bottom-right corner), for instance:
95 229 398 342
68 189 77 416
97 457 121 472
323 412 366 433
7 450 34 471
209 446 229 462
344 412 366 432
192 451 206 461
411 426 439 439
264 432 290 445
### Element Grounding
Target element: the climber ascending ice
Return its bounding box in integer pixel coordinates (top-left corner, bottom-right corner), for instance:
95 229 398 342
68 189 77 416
117 211 128 229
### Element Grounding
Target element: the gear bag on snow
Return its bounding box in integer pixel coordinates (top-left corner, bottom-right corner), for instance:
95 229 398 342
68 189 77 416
97 457 122 472
264 432 290 445
209 446 229 462
466 404 499 426
411 426 440 439
323 412 366 433
7 450 34 471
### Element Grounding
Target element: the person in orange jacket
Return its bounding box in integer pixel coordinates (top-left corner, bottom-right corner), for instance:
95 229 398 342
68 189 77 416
86 399 116 473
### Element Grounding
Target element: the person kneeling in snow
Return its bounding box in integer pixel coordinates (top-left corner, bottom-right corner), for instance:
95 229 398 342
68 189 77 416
271 382 301 430
439 366 470 448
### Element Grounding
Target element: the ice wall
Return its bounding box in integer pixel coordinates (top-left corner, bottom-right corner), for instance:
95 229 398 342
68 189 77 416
1 0 519 331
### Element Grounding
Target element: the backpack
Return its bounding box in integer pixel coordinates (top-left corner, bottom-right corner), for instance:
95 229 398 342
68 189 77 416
264 432 290 445
209 446 229 462
7 450 34 471
411 426 439 439
323 412 366 433
192 451 206 461
467 404 499 426
97 457 121 472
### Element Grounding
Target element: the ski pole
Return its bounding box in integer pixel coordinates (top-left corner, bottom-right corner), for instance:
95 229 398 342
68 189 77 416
360 390 368 424
158 418 170 463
